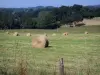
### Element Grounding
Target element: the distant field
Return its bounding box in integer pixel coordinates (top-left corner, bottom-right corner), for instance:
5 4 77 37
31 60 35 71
0 25 100 75
83 18 100 26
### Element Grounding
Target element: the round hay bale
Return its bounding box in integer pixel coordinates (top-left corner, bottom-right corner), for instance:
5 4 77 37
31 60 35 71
6 31 9 34
13 32 19 36
26 33 31 36
32 35 49 48
52 33 56 36
85 31 88 34
63 32 68 36
44 33 47 36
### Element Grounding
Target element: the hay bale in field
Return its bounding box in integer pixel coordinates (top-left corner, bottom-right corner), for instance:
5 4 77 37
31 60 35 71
6 31 9 34
13 32 19 36
52 33 56 36
26 33 31 36
63 32 68 36
44 33 47 36
32 35 49 48
85 31 88 34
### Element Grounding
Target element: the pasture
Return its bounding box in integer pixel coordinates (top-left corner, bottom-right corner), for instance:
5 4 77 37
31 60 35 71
0 25 100 75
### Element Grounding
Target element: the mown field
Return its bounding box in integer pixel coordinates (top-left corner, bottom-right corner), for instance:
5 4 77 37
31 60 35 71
0 25 100 75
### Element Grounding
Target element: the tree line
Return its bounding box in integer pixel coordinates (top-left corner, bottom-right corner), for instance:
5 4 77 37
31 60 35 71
0 4 100 29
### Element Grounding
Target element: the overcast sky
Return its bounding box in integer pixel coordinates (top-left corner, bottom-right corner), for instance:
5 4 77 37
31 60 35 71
0 0 100 8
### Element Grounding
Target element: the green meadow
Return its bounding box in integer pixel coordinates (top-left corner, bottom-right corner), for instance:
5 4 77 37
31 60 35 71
0 25 100 75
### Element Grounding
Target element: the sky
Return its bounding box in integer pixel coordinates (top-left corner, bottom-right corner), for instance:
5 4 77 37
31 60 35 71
0 0 100 8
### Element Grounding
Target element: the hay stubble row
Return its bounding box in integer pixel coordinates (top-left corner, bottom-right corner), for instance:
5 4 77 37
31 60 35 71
5 31 89 49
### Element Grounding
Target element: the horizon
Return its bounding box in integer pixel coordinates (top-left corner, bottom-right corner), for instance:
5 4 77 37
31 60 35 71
0 4 100 8
0 0 100 8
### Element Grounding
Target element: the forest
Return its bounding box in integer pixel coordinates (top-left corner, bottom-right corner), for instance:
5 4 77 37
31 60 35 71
0 4 100 29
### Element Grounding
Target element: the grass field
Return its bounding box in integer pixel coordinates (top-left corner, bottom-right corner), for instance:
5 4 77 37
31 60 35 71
0 25 100 75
